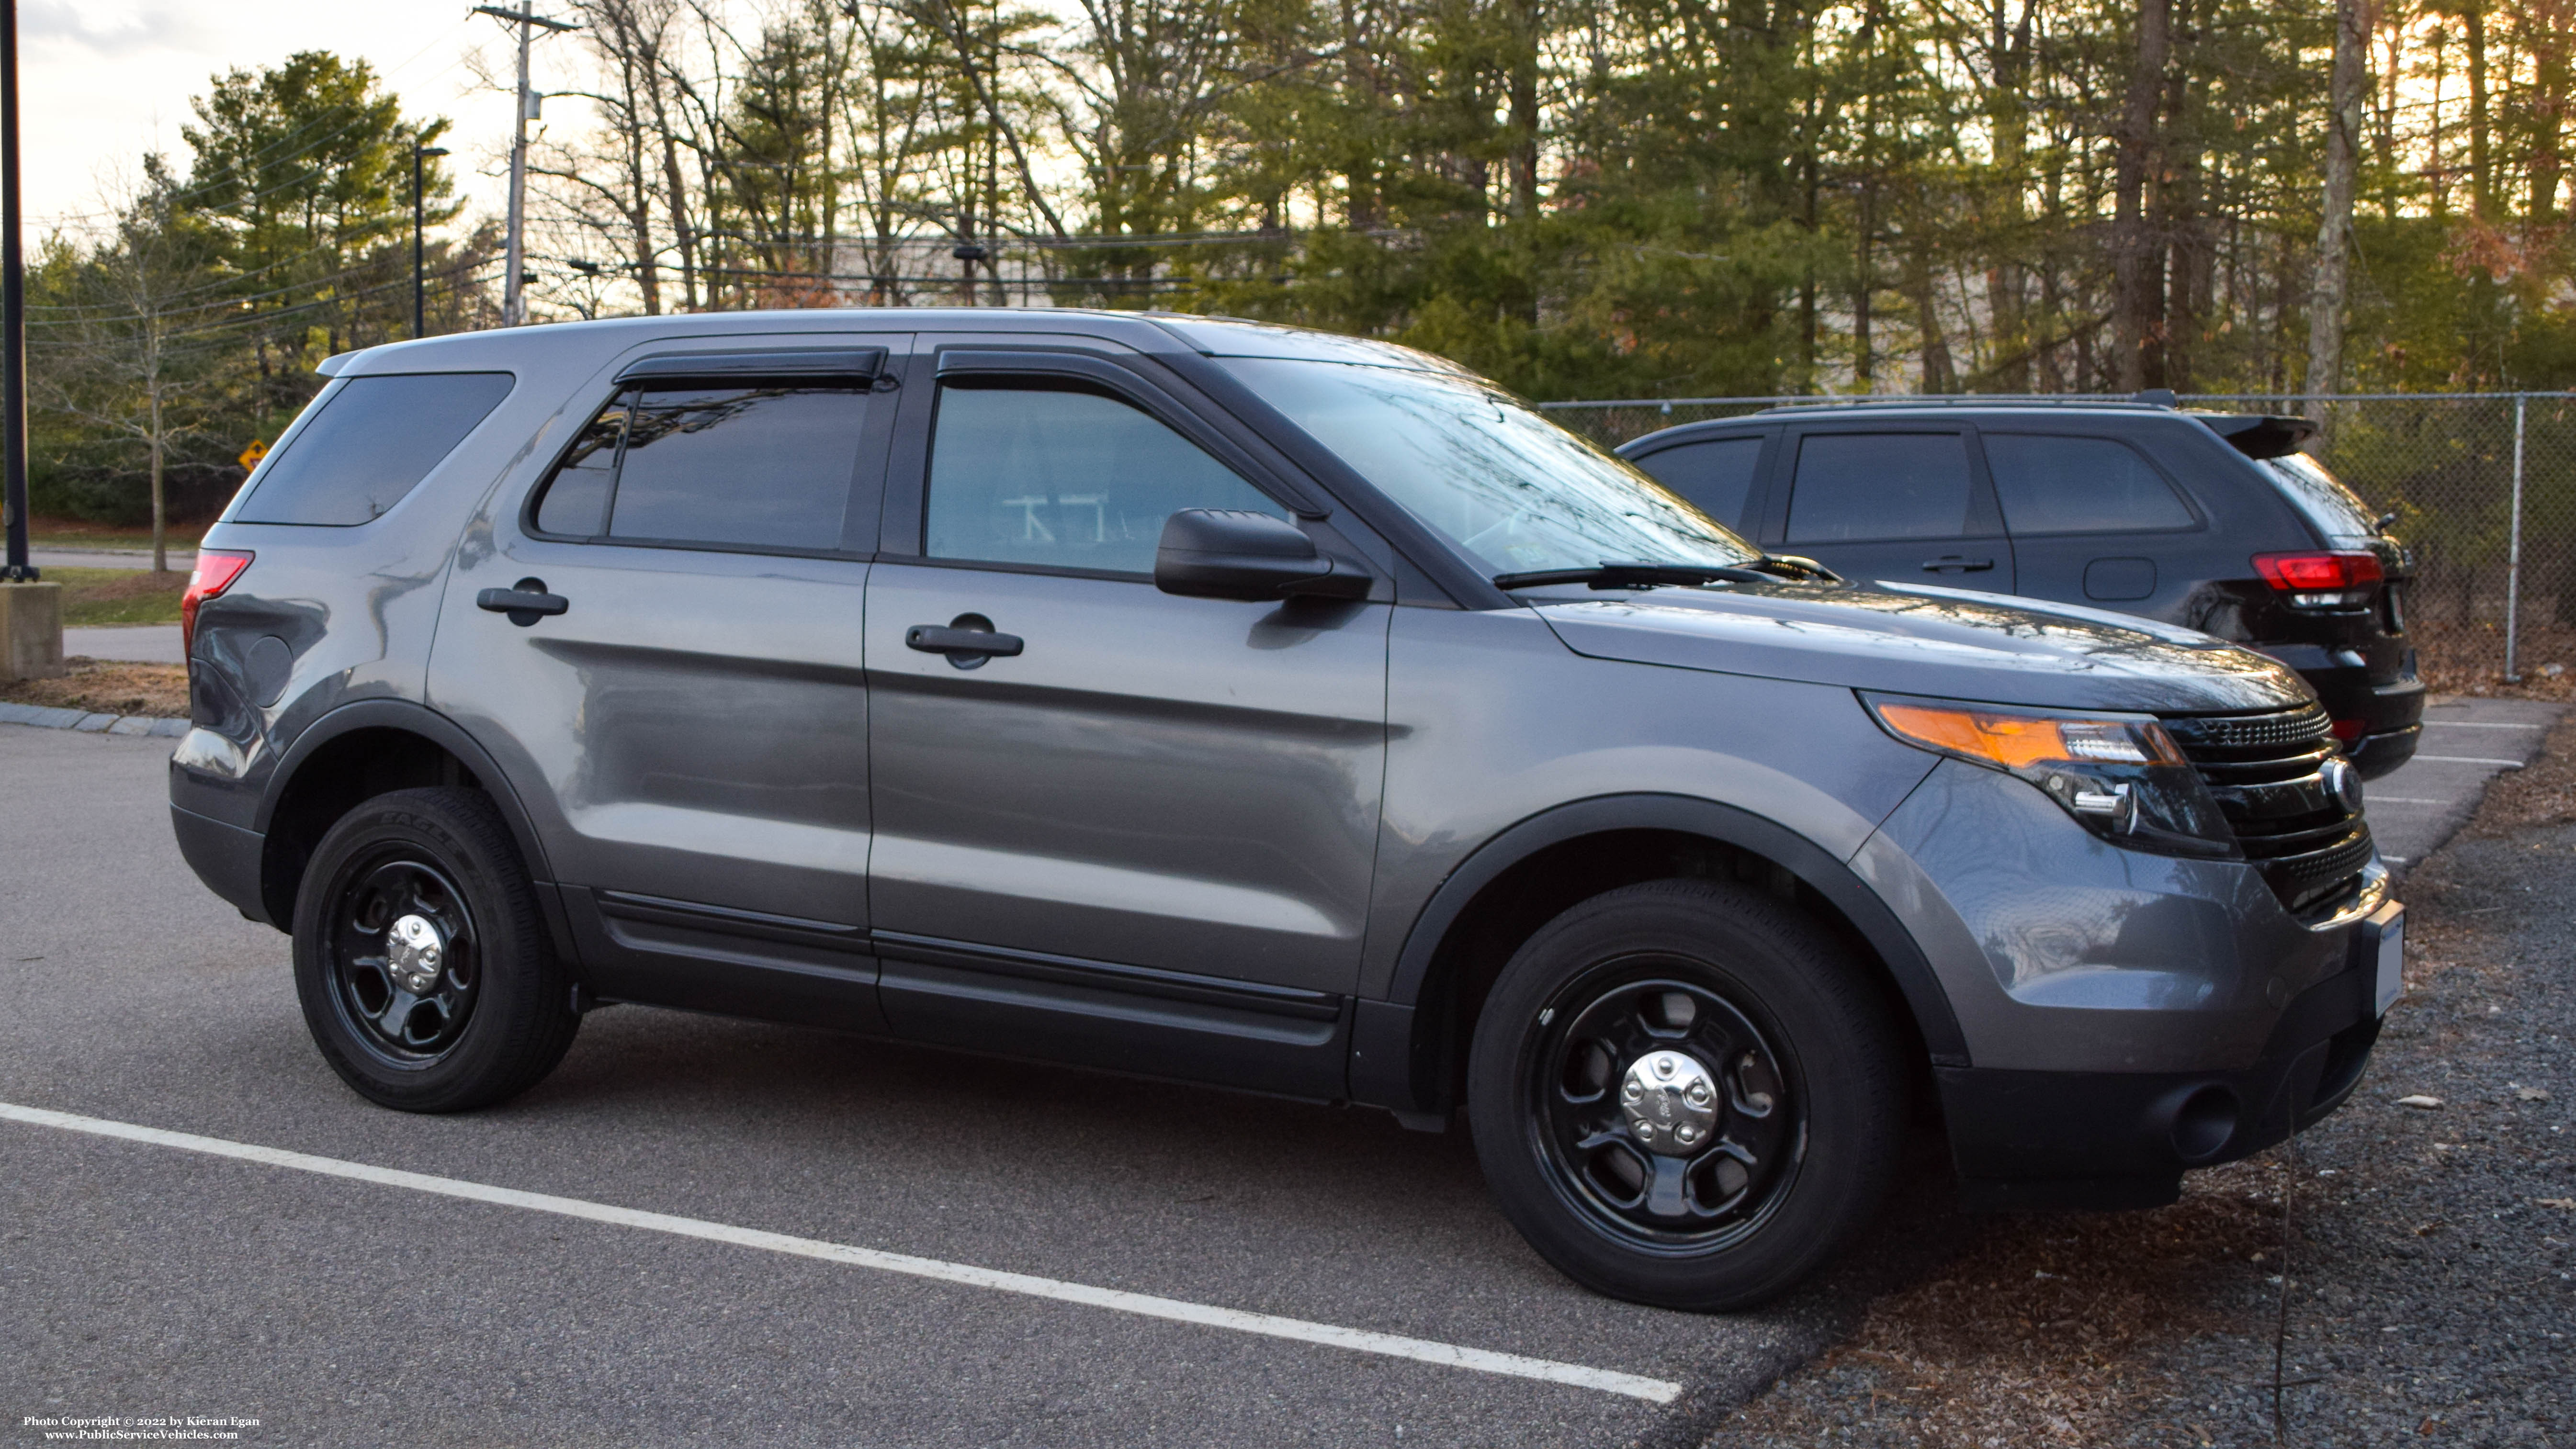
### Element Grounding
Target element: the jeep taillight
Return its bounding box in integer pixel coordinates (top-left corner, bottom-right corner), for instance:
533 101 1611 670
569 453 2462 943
2252 550 2381 608
181 550 254 655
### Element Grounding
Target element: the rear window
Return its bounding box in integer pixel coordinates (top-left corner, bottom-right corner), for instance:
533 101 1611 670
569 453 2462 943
2262 452 2382 542
530 383 872 551
235 372 514 526
1786 432 1975 542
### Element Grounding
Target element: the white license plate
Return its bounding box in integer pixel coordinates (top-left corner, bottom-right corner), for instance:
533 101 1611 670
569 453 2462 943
2374 911 2405 1016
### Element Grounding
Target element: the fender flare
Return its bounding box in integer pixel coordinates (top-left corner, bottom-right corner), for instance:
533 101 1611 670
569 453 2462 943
1364 794 1968 1109
257 697 558 887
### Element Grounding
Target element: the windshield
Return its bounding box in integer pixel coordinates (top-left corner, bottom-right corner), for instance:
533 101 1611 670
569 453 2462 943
1216 357 1759 576
2262 452 2383 541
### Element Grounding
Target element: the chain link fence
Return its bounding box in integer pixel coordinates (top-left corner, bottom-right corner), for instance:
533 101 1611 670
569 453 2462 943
1539 392 2576 689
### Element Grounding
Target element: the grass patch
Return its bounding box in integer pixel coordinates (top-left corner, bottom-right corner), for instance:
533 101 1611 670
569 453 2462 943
27 517 205 555
45 566 189 627
0 658 190 717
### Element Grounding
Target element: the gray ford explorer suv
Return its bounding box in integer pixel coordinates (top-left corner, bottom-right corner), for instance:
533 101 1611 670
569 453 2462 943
169 311 2404 1311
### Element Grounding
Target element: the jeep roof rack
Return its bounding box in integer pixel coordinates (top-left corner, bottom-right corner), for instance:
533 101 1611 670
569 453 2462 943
1751 390 2181 416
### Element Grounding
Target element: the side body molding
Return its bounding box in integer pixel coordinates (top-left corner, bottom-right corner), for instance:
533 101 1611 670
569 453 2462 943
1353 793 1970 1114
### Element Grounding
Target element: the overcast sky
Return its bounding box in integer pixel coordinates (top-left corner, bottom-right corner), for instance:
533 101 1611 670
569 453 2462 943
20 0 566 233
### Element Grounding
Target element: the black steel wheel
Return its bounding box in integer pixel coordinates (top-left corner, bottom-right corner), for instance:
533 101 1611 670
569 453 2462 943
323 854 481 1064
292 786 579 1112
1533 969 1802 1251
1469 878 1905 1311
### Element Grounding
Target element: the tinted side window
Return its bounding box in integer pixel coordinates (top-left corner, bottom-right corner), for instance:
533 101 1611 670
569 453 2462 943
1985 433 2196 534
1785 432 1973 542
924 384 1279 573
533 397 628 537
1633 437 1763 530
237 372 514 526
605 386 868 549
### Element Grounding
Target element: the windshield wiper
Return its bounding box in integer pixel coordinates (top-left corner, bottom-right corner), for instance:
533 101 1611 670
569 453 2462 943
1749 553 1843 584
1492 562 1771 591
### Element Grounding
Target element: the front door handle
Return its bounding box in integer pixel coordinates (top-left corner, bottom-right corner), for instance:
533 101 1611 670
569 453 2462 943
907 621 1024 668
1920 556 1995 574
477 578 569 625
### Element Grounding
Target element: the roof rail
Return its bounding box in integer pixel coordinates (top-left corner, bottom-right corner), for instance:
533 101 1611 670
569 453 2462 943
1751 392 2180 416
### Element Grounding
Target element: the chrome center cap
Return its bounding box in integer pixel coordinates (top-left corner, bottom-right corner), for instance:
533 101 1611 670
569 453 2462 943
386 914 446 994
1620 1050 1719 1154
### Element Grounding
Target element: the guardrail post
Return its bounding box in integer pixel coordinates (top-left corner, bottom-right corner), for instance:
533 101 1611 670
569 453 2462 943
2507 393 2527 683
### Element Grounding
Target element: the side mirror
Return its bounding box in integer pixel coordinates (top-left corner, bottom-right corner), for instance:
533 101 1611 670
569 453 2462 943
1154 509 1369 601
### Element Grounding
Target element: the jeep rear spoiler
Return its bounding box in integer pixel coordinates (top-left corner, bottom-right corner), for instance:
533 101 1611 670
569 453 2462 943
2195 412 2317 460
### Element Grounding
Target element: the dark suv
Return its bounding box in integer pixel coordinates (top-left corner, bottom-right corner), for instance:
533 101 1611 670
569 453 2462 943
1617 400 2425 777
170 313 2403 1311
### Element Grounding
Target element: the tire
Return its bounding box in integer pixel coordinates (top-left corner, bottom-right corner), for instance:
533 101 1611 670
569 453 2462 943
1467 878 1905 1311
292 786 579 1112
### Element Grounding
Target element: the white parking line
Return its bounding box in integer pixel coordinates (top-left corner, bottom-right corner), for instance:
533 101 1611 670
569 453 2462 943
2368 797 2444 805
2412 756 2529 767
2420 720 2545 729
0 1100 1682 1405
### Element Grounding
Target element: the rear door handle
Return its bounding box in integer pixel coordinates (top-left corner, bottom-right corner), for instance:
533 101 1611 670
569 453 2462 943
1920 556 1994 574
477 579 569 625
907 624 1024 661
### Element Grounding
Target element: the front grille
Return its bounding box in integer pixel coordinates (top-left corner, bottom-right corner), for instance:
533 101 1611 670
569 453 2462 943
2162 703 2373 917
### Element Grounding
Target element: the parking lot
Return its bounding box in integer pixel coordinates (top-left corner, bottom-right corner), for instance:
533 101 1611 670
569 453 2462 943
0 723 1942 1448
0 702 2550 1447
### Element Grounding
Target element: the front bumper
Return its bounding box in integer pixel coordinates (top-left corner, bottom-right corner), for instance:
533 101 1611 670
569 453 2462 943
1854 756 2400 1209
1940 899 2396 1208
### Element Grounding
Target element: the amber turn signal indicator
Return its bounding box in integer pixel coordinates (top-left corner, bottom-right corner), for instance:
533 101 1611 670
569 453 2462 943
1870 700 2186 771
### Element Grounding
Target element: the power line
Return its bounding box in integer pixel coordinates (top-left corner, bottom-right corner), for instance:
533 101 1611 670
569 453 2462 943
28 257 502 352
28 247 487 327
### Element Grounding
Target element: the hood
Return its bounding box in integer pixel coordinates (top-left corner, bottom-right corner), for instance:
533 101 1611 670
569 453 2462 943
1530 580 2312 715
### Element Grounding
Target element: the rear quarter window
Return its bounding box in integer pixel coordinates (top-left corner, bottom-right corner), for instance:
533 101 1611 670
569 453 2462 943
234 372 515 526
1983 433 2196 534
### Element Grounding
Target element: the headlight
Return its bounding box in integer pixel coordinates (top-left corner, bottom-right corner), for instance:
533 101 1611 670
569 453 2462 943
1864 694 2238 859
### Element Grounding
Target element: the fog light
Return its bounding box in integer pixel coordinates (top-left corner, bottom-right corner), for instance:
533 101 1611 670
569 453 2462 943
2169 1084 2241 1163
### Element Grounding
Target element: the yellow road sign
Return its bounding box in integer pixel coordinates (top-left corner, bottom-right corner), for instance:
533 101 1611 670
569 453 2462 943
238 439 268 471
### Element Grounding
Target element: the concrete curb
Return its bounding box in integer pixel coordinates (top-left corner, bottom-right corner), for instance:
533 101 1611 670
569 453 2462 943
0 701 189 738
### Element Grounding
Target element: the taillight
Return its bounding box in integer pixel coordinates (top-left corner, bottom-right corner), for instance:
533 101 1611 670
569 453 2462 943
181 550 254 655
2252 550 2382 608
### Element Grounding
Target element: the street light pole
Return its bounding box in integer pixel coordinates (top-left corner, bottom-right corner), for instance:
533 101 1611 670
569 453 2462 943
475 3 577 328
413 141 449 338
1 0 31 581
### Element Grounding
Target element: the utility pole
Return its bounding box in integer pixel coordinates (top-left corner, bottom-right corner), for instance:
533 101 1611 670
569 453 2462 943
1 0 30 582
475 3 577 327
0 0 57 686
414 139 450 338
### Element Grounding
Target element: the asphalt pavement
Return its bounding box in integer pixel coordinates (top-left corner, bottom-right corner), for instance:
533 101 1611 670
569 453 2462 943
0 701 2544 1448
2356 696 2564 866
0 724 1929 1449
32 549 165 572
59 626 187 665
